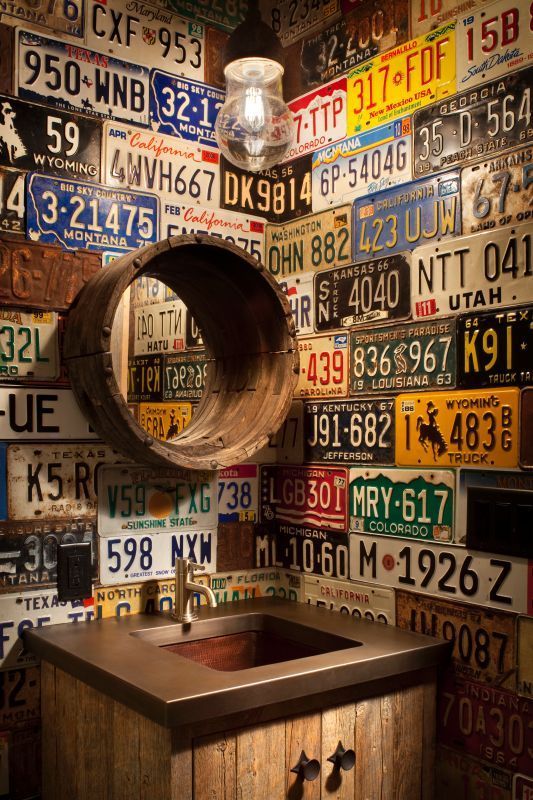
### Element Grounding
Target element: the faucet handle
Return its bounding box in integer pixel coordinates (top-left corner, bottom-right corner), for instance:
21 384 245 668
187 560 205 573
175 557 205 575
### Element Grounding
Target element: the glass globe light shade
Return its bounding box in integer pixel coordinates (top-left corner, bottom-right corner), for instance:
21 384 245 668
215 57 294 173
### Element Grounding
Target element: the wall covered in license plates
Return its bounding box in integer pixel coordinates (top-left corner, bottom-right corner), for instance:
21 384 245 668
0 0 531 796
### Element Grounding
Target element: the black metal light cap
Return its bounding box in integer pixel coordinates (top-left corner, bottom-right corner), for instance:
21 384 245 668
223 0 284 69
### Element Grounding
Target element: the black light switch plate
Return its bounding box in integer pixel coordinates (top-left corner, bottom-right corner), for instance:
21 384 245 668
57 542 92 601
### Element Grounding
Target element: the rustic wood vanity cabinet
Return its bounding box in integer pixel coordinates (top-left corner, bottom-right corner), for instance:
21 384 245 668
41 661 437 800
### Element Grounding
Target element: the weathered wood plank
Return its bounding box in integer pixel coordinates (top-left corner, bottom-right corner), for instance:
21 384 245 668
40 662 56 800
392 684 424 800
354 694 393 800
171 731 193 800
321 703 356 799
112 701 141 800
286 712 322 799
76 681 112 800
421 677 437 800
55 668 80 800
193 732 235 800
139 715 173 800
236 718 286 800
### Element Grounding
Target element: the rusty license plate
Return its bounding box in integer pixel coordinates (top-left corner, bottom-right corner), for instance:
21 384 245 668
216 522 255 571
256 528 350 580
265 0 340 47
138 402 193 441
0 666 40 730
265 205 351 279
395 388 520 468
260 465 348 533
250 400 305 465
396 590 516 688
295 334 349 399
435 745 512 800
461 146 533 233
304 574 395 623
520 388 533 469
438 674 533 774
517 615 532 698
0 24 13 96
304 398 395 464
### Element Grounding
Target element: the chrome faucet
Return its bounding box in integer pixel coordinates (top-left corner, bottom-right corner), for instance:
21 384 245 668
172 557 217 623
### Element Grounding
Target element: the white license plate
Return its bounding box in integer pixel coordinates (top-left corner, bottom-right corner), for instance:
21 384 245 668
0 310 58 381
86 0 204 79
456 0 533 88
304 574 395 623
349 533 530 612
103 122 219 206
133 298 187 355
410 0 487 36
312 118 412 212
97 464 218 535
285 77 347 163
280 273 314 336
250 400 305 465
218 464 258 523
99 528 217 585
0 589 95 669
7 444 123 519
0 387 96 439
162 203 265 261
16 29 150 126
295 333 349 399
411 223 533 320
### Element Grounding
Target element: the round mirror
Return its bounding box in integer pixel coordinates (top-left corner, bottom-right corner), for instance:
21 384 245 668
63 235 298 470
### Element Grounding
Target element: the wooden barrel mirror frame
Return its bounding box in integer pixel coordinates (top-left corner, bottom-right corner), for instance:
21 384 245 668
63 235 299 470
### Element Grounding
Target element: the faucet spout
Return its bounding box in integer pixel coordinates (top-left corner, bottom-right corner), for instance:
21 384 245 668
187 580 218 609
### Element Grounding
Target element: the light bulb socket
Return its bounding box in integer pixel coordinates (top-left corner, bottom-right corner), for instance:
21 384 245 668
223 2 284 69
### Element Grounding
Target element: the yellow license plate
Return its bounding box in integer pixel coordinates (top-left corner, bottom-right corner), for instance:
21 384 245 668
396 389 519 468
295 334 349 399
347 22 456 133
139 402 193 441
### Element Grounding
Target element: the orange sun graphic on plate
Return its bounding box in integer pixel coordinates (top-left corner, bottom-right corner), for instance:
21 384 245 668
393 71 404 85
148 490 173 518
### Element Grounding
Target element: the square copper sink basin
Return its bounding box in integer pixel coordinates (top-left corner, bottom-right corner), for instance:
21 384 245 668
133 613 361 672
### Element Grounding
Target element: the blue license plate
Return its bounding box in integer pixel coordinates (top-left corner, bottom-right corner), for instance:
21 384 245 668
150 69 224 146
26 174 159 252
352 171 461 261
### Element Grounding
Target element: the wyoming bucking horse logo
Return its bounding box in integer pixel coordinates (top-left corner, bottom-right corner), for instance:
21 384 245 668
416 401 448 461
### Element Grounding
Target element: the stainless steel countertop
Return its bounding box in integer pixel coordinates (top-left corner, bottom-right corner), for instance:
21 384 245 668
25 597 450 728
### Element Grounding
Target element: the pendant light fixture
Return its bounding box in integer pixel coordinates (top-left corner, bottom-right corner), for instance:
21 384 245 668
214 0 295 172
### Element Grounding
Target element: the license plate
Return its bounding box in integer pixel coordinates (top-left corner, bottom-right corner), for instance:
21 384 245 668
456 0 533 88
0 666 40 730
396 388 519 468
517 615 532 698
7 443 122 519
149 69 224 145
314 254 411 328
280 274 315 336
250 400 305 465
0 387 96 440
162 203 264 260
350 467 455 541
455 469 533 544
412 224 533 320
0 519 96 592
350 318 456 393
295 333 349 399
256 529 350 579
138 401 193 440
521 388 533 468
97 464 217 535
210 568 294 602
218 465 258 523
286 77 347 163
221 154 312 224
413 68 533 177
0 309 58 381
265 0 339 46
127 354 163 402
283 0 408 100
27 174 159 253
129 275 173 306
163 352 206 401
92 578 177 617
103 122 219 206
304 574 395 623
0 167 25 235
265 205 351 278
435 746 512 800
181 0 247 31
99 528 216 585
86 0 204 79
353 171 461 260
457 306 533 389
439 674 532 773
304 398 395 464
461 147 533 233
0 0 84 35
312 118 412 211
412 0 487 36
16 29 150 126
347 22 456 132
260 465 348 533
513 775 533 800
0 95 101 182
216 522 255 570
0 589 95 668
0 24 13 96
349 533 530 612
133 298 188 355
396 590 516 687
0 237 101 311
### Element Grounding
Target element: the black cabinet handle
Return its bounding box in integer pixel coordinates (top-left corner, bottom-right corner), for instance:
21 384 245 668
327 741 356 772
290 750 321 782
